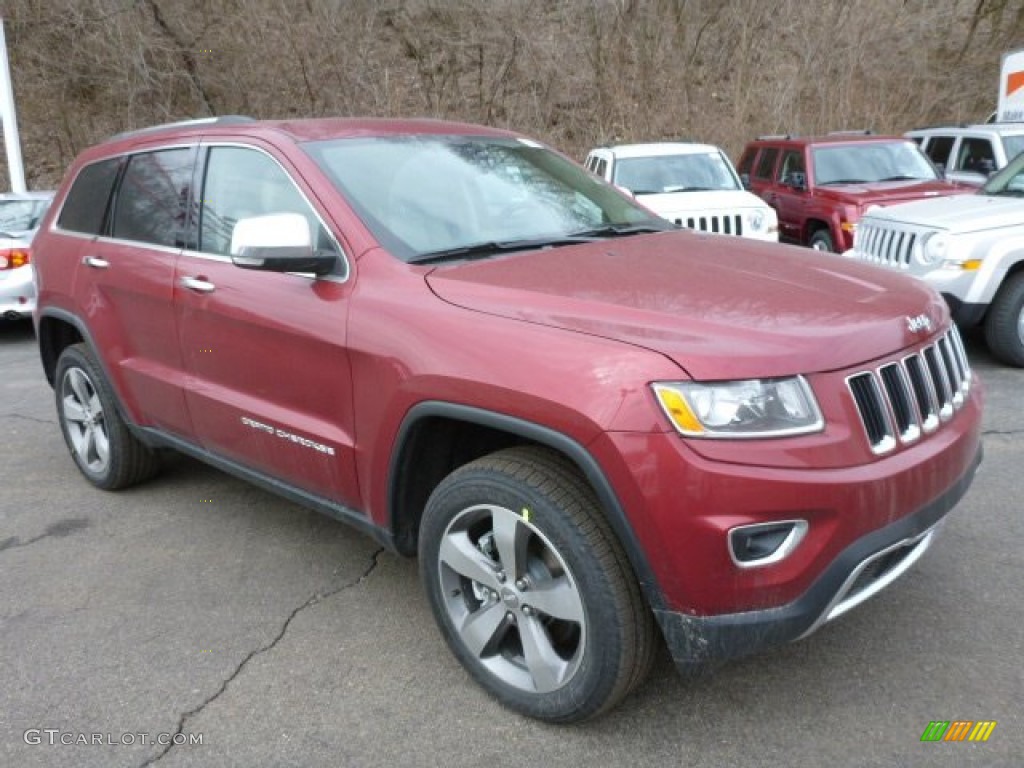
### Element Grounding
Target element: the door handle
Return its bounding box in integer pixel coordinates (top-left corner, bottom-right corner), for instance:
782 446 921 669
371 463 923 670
82 256 109 269
180 276 215 294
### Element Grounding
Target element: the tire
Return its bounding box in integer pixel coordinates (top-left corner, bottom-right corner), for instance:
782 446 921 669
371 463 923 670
418 446 656 723
808 228 834 252
984 273 1024 367
55 343 162 490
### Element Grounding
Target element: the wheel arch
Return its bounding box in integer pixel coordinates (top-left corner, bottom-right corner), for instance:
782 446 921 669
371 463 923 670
387 401 667 611
37 308 89 387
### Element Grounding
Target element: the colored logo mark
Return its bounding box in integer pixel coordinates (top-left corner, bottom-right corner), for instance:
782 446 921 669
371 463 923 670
1007 70 1024 97
920 720 996 742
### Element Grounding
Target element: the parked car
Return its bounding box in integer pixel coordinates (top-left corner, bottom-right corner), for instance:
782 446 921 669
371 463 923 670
33 117 982 722
584 143 778 240
737 133 966 252
0 191 54 320
906 122 1024 186
845 147 1024 366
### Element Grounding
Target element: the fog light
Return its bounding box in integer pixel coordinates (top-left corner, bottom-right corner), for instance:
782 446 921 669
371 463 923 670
729 520 808 568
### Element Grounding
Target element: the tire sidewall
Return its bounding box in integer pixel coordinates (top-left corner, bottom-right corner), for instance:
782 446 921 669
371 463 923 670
809 229 834 252
419 465 628 722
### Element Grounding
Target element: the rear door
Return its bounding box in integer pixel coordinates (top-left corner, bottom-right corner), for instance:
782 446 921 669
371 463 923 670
175 141 360 507
69 147 196 437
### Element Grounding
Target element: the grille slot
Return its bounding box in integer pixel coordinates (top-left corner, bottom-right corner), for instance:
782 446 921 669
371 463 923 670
855 222 915 267
675 214 744 237
847 329 970 452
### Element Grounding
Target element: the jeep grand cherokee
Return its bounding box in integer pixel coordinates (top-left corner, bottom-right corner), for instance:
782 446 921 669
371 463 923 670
32 116 982 722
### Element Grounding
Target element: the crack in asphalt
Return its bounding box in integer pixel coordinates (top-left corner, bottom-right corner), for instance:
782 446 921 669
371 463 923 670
138 546 385 767
982 428 1024 437
3 413 56 426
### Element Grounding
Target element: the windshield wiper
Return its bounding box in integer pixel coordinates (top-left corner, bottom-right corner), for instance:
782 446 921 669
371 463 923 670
409 236 597 264
878 175 924 182
818 178 868 185
662 185 716 192
568 223 673 238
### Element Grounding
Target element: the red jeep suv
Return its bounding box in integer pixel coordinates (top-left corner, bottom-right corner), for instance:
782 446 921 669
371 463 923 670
737 133 967 252
33 117 983 722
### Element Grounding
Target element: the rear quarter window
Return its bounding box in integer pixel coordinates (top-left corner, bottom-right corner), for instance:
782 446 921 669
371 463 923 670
56 158 121 235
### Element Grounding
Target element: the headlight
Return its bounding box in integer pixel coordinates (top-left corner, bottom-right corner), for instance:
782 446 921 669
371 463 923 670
916 232 949 266
747 210 765 231
652 377 824 438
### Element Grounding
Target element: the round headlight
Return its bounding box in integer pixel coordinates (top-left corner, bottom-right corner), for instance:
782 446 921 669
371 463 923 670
917 232 949 266
747 210 765 231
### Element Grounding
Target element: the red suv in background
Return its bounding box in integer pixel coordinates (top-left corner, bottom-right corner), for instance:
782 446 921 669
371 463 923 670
737 133 967 252
32 117 982 722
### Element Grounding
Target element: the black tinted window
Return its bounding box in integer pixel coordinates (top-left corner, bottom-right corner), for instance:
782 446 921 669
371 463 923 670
923 136 955 167
955 138 997 174
57 159 120 235
111 149 193 247
754 148 779 179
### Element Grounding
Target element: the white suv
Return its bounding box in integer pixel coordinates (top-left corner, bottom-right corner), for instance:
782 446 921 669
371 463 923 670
845 149 1024 366
907 123 1024 186
584 143 778 241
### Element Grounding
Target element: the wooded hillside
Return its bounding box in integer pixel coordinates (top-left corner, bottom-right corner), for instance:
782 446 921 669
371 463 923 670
4 0 1024 188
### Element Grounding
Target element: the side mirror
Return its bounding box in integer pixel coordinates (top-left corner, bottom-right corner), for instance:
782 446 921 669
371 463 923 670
230 213 335 275
740 173 751 190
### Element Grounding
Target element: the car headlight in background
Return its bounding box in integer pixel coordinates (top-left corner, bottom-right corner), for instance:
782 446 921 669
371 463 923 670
916 232 949 266
745 208 778 234
652 377 824 438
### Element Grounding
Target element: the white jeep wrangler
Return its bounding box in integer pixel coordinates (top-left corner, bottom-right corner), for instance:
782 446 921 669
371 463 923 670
845 149 1024 366
584 143 778 241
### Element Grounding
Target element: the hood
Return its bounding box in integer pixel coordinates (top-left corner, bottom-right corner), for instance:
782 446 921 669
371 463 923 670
816 179 966 207
865 192 1023 234
424 231 948 380
634 189 768 219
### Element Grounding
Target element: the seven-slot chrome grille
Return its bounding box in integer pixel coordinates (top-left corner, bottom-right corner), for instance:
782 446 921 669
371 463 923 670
854 221 918 268
674 213 743 236
846 326 971 455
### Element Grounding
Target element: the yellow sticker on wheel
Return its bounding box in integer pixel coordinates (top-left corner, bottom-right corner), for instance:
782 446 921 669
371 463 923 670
521 507 531 522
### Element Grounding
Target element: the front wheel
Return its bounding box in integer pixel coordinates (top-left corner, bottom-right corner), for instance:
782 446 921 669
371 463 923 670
808 228 835 252
418 446 655 722
984 273 1024 367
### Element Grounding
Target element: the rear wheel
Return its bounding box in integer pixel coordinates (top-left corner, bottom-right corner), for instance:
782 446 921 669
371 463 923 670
808 228 835 252
984 273 1024 367
55 343 161 489
418 446 655 722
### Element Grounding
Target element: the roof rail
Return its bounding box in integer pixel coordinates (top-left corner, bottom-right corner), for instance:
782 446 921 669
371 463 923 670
827 129 874 135
757 134 795 140
107 115 255 143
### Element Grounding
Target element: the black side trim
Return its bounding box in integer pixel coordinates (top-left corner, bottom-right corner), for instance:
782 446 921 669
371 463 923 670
388 401 667 610
655 445 983 670
139 429 395 551
942 294 986 327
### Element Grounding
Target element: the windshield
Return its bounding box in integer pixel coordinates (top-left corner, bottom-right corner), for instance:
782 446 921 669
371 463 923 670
303 135 667 261
981 150 1024 196
1003 136 1024 161
0 199 50 234
811 141 939 185
612 152 741 194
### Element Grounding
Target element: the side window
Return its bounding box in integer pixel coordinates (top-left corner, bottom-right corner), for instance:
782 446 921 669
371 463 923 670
922 136 955 169
57 158 121 235
596 158 608 179
198 146 339 259
754 148 779 180
111 149 193 247
955 138 997 174
776 150 806 185
736 149 755 177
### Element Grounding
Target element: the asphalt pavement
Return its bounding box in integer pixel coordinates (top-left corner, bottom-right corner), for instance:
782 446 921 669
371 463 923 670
1 319 1020 768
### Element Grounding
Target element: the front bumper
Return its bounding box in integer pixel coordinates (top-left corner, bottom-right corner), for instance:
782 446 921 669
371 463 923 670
654 445 982 669
0 265 37 319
